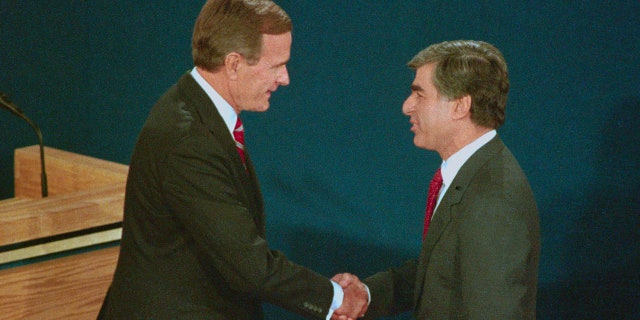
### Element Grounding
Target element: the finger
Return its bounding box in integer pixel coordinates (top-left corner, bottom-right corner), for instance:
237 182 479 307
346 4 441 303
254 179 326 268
338 273 359 288
338 278 352 288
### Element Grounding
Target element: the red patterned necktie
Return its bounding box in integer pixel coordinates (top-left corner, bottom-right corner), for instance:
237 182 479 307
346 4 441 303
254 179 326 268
233 117 246 164
423 168 443 239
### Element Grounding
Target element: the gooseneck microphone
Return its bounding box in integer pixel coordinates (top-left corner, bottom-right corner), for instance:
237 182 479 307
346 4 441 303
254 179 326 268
0 92 48 197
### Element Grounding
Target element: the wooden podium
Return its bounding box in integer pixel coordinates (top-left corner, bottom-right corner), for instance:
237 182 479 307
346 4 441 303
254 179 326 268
0 146 127 319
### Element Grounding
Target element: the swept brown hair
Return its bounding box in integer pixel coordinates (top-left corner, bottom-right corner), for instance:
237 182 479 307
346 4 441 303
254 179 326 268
192 0 292 71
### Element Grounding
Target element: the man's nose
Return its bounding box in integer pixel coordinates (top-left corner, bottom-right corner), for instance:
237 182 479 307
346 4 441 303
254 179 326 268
402 96 413 115
277 66 290 86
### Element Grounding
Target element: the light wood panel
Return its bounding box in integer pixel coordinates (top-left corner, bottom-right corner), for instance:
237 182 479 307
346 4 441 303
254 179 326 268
0 246 119 320
1 145 127 263
0 228 121 264
13 145 128 199
0 145 127 319
0 182 125 247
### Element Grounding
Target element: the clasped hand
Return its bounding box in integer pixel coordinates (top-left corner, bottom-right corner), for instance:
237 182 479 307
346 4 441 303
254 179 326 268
331 273 369 320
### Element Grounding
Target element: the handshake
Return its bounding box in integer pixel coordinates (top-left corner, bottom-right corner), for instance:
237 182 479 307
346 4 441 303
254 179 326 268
331 273 370 320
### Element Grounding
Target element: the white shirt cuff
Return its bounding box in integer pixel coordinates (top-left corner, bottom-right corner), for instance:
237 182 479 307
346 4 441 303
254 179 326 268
326 280 371 320
327 280 344 320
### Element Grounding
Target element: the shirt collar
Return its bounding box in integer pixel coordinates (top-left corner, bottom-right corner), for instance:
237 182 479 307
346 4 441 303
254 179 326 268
440 130 497 188
190 67 237 136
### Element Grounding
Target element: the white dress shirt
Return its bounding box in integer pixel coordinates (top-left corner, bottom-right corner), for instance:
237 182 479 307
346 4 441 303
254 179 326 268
190 67 237 138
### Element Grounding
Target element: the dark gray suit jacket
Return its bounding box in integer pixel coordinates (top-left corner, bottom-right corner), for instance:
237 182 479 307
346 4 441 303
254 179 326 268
98 73 333 319
364 136 540 319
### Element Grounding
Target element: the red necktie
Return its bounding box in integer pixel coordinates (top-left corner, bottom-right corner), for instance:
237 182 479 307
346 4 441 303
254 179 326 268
423 168 443 239
233 117 246 164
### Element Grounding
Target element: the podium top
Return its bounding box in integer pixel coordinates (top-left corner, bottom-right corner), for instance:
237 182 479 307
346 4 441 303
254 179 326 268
14 145 128 199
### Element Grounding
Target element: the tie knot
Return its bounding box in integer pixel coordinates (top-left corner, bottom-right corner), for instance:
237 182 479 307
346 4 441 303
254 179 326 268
233 117 246 165
423 167 443 239
432 168 443 185
234 117 245 146
428 168 443 205
234 117 243 132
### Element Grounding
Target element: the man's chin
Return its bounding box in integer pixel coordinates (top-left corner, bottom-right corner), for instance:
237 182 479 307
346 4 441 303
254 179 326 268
413 137 428 150
243 104 270 113
256 105 270 112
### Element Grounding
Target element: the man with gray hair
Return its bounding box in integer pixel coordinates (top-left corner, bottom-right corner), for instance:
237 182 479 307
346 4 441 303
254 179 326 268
334 40 540 319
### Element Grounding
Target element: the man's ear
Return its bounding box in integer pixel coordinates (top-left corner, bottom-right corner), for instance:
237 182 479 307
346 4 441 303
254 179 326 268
224 52 242 80
452 95 472 120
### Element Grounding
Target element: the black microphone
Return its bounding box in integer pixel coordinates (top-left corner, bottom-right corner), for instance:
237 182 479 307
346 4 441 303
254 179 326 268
0 92 48 197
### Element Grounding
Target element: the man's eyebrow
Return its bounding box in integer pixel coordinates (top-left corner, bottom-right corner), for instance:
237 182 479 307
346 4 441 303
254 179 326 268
273 59 289 67
410 84 423 92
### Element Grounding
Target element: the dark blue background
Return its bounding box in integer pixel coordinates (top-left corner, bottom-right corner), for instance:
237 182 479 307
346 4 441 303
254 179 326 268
1 1 638 319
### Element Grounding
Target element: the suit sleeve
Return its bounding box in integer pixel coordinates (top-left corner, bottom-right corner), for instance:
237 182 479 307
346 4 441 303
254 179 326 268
162 135 334 319
362 259 417 319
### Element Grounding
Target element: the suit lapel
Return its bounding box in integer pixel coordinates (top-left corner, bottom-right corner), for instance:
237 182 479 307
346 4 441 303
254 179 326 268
177 73 265 232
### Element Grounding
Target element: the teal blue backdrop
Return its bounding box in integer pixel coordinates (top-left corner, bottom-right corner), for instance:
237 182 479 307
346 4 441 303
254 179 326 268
1 1 638 319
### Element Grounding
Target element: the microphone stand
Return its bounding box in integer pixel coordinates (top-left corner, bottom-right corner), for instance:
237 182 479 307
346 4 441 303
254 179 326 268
0 93 48 197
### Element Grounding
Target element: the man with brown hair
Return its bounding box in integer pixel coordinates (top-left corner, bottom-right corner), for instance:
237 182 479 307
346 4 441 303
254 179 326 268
335 40 540 319
98 1 368 319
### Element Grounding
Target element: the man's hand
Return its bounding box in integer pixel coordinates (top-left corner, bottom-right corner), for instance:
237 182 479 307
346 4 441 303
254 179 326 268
331 273 369 320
